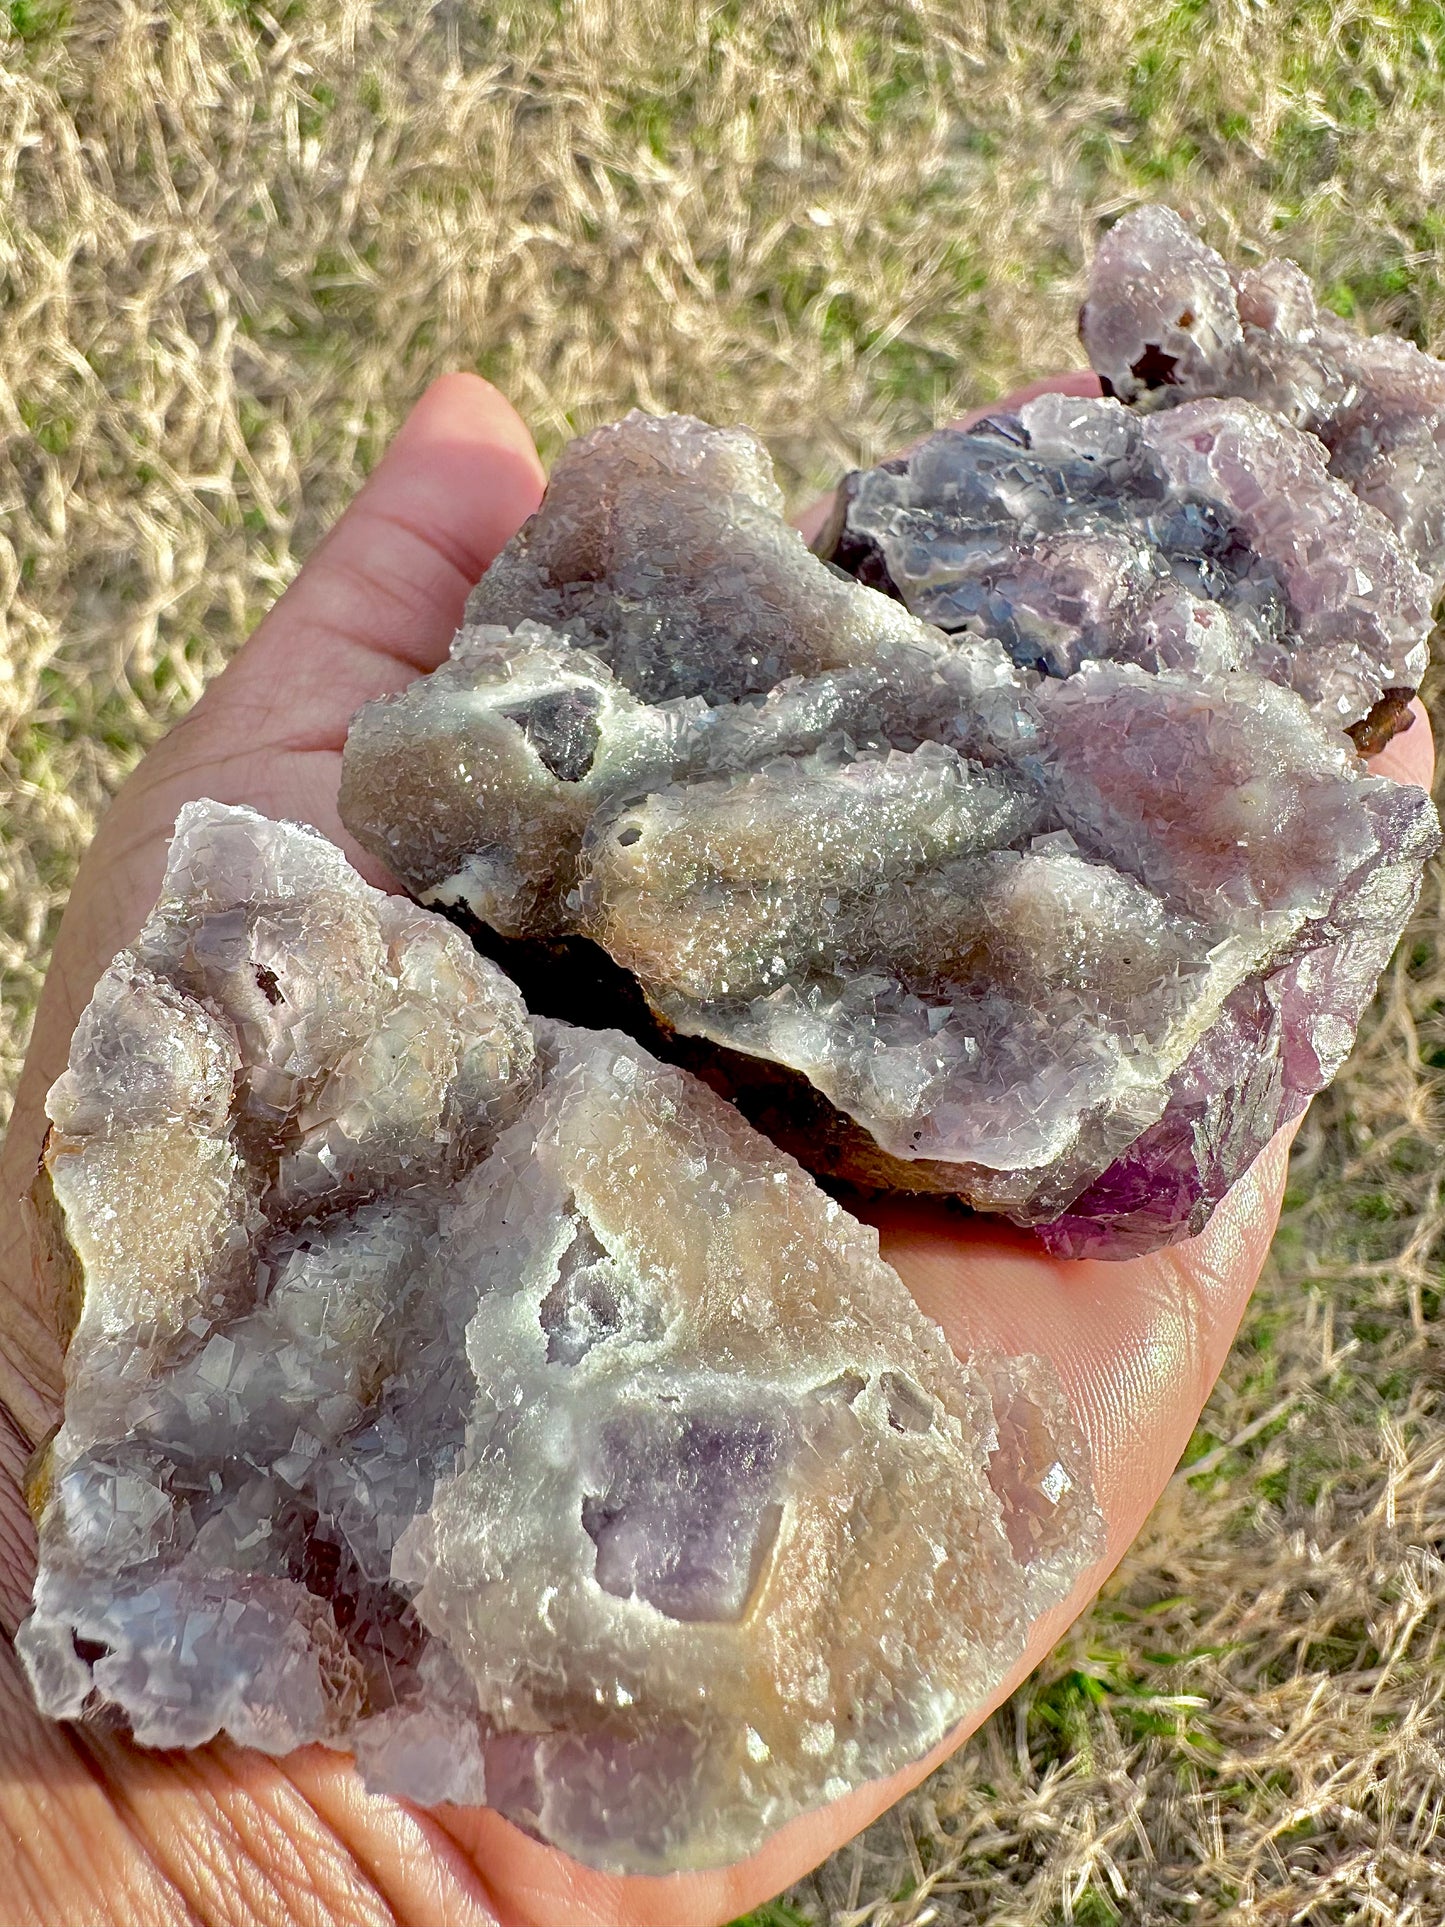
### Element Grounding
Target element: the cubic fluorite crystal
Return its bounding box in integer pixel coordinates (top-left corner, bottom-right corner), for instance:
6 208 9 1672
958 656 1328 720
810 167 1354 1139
339 412 1439 1256
19 801 1104 1874
821 389 1434 743
1081 204 1445 606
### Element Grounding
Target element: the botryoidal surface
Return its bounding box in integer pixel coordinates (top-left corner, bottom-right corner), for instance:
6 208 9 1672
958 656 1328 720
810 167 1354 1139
19 802 1103 1874
823 390 1433 746
340 411 1439 1257
1082 204 1445 596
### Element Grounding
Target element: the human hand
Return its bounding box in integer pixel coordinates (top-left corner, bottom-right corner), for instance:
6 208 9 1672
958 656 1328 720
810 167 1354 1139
0 373 1433 1927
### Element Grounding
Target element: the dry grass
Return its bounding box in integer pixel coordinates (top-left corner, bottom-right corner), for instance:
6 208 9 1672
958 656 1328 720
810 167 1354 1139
2 3 1444 1920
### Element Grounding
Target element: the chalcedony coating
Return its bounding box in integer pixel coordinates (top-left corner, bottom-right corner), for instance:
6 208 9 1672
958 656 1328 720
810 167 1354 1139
823 389 1433 739
1082 204 1445 597
340 412 1439 1255
18 802 1104 1874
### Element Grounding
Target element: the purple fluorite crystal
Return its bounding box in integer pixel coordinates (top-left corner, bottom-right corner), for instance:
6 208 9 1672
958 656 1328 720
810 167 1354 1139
339 413 1439 1256
20 802 1102 1873
1081 204 1445 600
823 388 1433 741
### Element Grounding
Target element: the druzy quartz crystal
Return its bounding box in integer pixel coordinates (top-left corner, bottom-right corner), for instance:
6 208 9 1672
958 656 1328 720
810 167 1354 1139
19 802 1104 1874
340 412 1439 1256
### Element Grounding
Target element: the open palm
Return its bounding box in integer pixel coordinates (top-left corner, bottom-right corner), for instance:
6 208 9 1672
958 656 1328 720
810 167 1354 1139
0 373 1432 1927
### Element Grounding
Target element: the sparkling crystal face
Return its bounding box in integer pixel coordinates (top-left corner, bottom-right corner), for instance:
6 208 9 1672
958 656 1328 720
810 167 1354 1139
19 802 1104 1874
825 390 1433 738
339 412 1439 1256
1080 204 1445 596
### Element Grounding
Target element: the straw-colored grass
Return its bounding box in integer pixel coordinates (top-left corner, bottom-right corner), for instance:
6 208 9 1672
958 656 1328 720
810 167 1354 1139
3 4 1444 1920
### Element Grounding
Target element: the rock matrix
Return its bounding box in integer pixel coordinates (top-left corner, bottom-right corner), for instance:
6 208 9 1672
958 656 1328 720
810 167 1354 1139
341 413 1439 1255
19 802 1102 1873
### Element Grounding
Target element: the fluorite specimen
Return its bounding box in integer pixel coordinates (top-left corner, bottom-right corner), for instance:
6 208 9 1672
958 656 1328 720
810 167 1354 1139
340 412 1439 1255
1081 204 1445 600
822 389 1434 743
19 802 1103 1874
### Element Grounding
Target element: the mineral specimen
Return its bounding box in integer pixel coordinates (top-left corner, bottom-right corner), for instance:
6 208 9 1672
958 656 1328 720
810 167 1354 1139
821 389 1434 742
19 801 1104 1874
339 411 1439 1255
1081 204 1445 600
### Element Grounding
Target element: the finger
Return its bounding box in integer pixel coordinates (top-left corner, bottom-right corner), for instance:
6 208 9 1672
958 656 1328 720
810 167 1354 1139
969 369 1105 416
200 371 546 746
792 370 1102 543
308 370 545 653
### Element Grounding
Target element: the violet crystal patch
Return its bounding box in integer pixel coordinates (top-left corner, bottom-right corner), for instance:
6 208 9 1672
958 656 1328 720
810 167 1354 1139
1082 205 1445 601
823 389 1432 745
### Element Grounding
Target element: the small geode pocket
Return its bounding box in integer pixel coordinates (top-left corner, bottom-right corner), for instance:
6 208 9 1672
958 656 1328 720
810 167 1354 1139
19 802 1102 1875
340 411 1439 1256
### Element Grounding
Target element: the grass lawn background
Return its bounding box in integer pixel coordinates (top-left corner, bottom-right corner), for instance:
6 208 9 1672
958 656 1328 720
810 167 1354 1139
3 3 1444 1920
